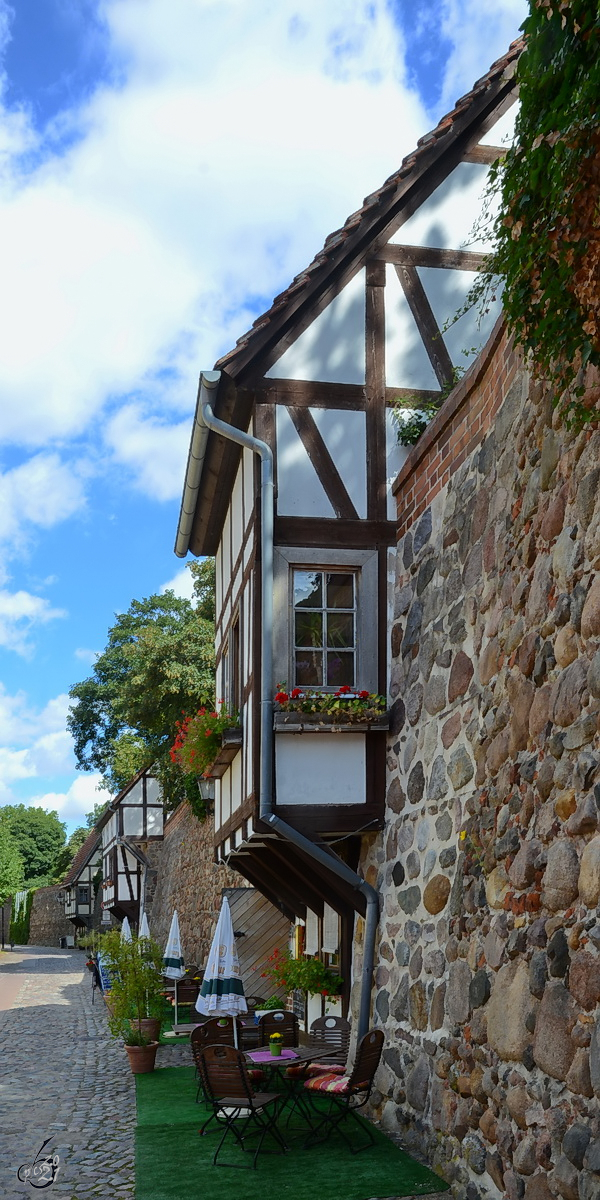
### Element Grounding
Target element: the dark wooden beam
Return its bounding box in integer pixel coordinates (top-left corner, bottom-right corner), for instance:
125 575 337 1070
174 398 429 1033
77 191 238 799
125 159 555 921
463 144 505 164
232 848 307 921
243 380 367 411
266 842 353 919
274 515 396 548
365 261 387 523
394 262 455 389
375 245 486 271
287 406 359 521
227 854 298 923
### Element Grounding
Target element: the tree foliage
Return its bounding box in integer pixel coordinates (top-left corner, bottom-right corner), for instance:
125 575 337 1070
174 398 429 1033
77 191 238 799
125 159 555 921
0 826 24 904
68 559 216 812
51 826 89 883
476 0 600 425
0 805 66 888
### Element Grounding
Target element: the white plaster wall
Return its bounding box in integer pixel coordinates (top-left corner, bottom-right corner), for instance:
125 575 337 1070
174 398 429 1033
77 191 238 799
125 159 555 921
275 733 366 805
266 270 366 384
276 406 335 517
311 407 367 518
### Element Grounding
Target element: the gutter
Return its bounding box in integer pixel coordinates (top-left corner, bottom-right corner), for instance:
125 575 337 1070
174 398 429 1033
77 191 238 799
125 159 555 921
197 370 380 1042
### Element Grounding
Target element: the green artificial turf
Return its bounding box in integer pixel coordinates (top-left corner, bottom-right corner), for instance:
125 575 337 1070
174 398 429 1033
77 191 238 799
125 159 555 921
136 1066 448 1200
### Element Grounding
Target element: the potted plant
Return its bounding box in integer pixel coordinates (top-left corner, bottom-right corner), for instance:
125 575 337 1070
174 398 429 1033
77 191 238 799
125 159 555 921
269 1032 284 1057
170 703 240 777
254 995 286 1023
273 685 388 727
262 948 343 1006
99 929 165 1073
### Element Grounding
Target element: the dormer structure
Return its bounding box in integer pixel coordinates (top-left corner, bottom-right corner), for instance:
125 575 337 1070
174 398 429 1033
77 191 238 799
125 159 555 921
175 44 522 1021
61 828 102 930
98 768 164 924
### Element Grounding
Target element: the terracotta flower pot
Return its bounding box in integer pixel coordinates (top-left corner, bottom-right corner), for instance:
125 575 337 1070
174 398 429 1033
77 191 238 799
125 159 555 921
137 1018 162 1042
124 1042 159 1074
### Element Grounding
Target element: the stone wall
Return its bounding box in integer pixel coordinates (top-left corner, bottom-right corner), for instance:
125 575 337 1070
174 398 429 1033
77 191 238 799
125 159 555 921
28 886 72 947
146 802 245 969
359 328 600 1199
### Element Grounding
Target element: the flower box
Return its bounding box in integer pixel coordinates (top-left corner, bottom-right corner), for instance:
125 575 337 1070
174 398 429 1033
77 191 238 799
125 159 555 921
273 712 389 733
204 727 243 778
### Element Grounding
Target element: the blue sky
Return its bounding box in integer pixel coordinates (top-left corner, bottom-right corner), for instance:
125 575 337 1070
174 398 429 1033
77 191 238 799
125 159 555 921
0 0 526 836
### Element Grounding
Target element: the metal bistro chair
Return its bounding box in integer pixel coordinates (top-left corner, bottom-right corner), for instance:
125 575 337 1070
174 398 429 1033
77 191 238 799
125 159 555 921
191 1018 244 1100
303 1028 384 1153
198 1044 288 1169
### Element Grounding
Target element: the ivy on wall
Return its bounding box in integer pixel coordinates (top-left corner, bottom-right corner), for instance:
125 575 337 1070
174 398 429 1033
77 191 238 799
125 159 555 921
10 889 34 945
477 0 600 426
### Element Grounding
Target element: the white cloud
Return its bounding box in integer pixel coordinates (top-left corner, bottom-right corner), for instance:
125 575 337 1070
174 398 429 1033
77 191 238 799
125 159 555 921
160 564 195 601
0 452 86 543
24 773 111 826
0 587 66 655
436 0 527 115
104 405 190 501
74 647 99 664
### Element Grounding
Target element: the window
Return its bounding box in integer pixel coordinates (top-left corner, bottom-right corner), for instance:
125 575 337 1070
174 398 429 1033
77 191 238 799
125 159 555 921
293 570 356 688
273 547 378 696
77 886 89 904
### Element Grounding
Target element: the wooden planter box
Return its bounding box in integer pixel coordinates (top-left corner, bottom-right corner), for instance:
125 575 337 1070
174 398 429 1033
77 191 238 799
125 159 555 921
204 727 243 778
273 711 389 733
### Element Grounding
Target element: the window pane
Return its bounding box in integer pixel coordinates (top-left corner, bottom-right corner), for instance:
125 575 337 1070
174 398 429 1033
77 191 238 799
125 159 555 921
294 570 322 609
327 651 354 687
295 611 323 648
327 573 354 608
295 651 322 685
327 612 354 648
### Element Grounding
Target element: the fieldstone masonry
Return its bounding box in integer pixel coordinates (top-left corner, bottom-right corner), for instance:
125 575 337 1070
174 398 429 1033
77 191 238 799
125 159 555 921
357 328 600 1198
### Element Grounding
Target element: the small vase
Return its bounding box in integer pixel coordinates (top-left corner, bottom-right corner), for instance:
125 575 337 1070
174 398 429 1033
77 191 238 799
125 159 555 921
269 1042 282 1057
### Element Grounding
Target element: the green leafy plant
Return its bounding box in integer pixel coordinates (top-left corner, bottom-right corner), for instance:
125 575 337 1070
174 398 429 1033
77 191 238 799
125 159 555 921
262 948 343 999
274 685 386 721
99 929 165 1045
170 703 239 777
460 1 600 428
257 996 286 1011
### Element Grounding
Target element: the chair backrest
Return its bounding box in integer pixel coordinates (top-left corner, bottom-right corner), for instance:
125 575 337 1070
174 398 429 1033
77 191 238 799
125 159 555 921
310 1016 351 1056
190 1016 242 1066
200 1043 255 1104
347 1029 384 1093
257 1010 299 1046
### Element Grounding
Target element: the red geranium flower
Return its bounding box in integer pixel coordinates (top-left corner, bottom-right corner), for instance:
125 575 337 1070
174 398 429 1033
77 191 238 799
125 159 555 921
274 691 289 703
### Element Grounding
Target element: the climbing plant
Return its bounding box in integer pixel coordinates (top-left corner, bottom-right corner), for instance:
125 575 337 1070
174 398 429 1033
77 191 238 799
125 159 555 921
470 0 600 427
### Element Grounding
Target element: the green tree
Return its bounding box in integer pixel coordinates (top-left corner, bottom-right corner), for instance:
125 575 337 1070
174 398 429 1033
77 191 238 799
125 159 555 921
51 826 89 882
0 806 66 888
68 560 216 812
0 826 24 904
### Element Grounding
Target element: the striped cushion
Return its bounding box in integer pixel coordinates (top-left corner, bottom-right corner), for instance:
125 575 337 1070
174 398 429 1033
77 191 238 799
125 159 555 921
285 1061 345 1080
248 1069 264 1082
304 1073 351 1094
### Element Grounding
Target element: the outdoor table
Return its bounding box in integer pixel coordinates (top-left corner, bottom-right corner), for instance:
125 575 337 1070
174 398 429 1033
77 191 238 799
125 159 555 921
245 1045 341 1135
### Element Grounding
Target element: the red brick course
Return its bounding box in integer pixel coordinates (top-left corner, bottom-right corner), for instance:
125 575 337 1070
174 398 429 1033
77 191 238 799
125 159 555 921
392 316 521 538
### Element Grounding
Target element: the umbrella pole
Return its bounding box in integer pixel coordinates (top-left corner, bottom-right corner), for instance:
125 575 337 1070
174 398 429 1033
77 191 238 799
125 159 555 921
233 1019 238 1049
174 978 179 1029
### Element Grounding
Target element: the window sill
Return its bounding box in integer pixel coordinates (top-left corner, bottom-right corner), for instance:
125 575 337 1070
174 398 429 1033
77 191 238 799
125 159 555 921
273 712 389 733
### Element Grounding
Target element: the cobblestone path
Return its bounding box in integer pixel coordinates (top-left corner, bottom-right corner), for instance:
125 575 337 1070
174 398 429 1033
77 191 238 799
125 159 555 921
0 946 188 1200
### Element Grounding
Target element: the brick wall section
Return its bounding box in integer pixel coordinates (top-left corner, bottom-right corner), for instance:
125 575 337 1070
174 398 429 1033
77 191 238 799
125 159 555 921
392 317 520 537
28 886 72 947
147 803 244 969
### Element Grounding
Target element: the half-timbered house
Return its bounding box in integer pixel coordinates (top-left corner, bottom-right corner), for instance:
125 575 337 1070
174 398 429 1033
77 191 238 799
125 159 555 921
60 828 102 931
98 768 164 925
175 43 521 1034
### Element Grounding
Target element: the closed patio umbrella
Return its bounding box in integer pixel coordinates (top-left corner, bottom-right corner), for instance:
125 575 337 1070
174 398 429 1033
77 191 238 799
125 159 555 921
120 916 132 943
139 912 150 939
195 896 247 1044
163 910 186 1028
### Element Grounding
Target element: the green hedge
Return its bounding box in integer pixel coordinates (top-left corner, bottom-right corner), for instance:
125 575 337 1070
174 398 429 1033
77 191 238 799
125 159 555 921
10 889 34 944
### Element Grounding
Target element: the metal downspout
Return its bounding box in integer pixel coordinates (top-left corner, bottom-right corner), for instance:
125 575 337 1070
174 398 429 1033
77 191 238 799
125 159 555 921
198 370 379 1041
